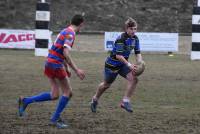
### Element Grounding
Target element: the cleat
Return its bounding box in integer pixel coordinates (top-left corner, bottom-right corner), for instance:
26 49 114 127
18 96 27 117
51 118 68 129
90 98 98 113
120 101 133 113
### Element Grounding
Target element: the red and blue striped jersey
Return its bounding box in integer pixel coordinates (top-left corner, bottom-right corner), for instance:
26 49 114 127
45 26 75 69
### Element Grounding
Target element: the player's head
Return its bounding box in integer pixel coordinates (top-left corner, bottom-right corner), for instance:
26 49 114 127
125 17 137 37
71 14 84 32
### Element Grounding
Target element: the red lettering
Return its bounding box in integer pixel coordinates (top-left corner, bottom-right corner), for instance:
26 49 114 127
0 32 35 43
0 33 6 43
3 34 17 43
18 34 26 41
26 34 34 40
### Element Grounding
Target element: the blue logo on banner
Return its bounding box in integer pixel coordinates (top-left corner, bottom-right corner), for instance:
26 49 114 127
106 41 114 49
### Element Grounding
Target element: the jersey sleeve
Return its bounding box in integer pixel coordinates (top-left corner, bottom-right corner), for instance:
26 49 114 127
63 33 74 50
134 36 141 54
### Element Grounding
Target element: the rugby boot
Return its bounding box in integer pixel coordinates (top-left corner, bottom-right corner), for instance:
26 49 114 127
18 96 28 117
90 98 98 113
120 101 133 113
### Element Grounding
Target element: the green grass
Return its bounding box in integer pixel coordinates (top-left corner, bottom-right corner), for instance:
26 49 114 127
0 49 200 134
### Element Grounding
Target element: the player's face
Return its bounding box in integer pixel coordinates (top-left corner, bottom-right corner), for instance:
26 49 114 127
126 26 137 37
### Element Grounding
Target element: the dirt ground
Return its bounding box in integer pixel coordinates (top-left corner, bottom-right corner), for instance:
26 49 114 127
0 43 200 134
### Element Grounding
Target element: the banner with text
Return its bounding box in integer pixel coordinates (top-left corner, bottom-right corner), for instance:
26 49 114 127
104 32 178 52
0 29 35 49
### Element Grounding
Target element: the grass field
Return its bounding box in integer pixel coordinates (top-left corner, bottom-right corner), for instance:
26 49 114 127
0 49 200 134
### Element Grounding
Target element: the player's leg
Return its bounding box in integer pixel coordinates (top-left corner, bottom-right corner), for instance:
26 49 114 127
119 65 138 112
124 72 138 100
23 78 59 104
90 81 111 113
18 66 59 117
50 68 71 128
91 68 117 112
18 77 59 117
93 81 111 101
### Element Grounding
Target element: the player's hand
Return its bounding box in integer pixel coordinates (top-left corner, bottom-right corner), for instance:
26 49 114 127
128 63 137 74
75 69 85 80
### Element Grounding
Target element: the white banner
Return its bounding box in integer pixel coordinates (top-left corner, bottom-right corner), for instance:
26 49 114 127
104 32 178 52
0 29 35 49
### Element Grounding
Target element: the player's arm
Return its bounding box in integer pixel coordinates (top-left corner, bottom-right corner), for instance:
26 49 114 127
135 53 143 63
63 59 71 77
134 38 145 75
63 59 69 69
116 55 129 65
63 47 85 80
116 54 137 72
115 38 136 72
134 37 144 63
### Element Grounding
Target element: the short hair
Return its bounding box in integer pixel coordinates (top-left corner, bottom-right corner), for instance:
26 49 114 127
125 17 137 28
71 14 84 26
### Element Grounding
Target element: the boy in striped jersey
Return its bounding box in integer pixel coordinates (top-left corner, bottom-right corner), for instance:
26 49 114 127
18 14 85 128
91 18 144 113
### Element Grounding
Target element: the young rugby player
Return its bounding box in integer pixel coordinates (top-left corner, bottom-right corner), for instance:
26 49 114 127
91 18 144 113
18 14 85 128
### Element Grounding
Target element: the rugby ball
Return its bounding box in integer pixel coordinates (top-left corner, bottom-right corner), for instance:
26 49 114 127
135 60 145 76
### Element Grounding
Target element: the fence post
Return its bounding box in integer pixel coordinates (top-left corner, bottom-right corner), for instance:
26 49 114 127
35 0 50 56
191 0 200 60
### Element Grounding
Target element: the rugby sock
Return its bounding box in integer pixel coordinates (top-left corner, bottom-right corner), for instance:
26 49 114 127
123 98 130 102
92 96 98 101
51 96 69 122
23 92 52 105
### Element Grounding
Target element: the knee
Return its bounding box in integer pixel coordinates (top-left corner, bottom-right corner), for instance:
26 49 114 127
130 72 139 82
127 72 136 82
127 74 138 84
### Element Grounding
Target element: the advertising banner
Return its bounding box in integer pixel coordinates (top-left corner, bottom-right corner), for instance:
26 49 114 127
105 32 178 52
0 29 35 49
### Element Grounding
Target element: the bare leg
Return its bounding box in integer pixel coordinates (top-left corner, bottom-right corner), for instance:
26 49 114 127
123 72 138 100
48 78 60 100
51 77 72 123
93 81 111 100
18 77 60 117
90 81 111 112
59 77 72 97
119 72 138 112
